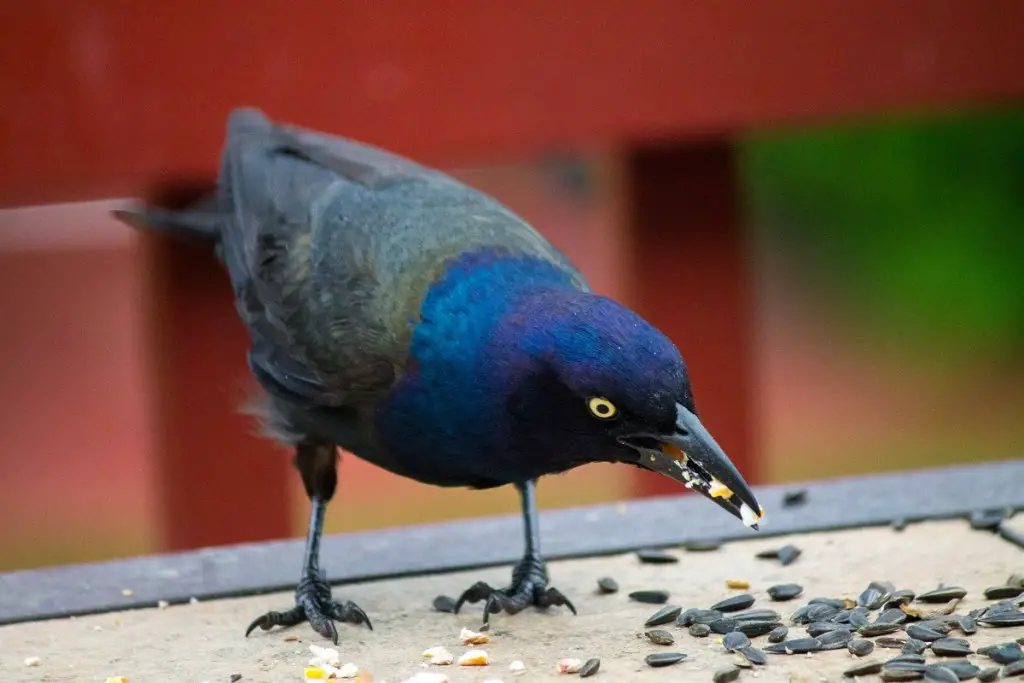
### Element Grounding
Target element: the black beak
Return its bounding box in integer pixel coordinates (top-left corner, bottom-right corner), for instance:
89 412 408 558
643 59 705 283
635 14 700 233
623 404 763 530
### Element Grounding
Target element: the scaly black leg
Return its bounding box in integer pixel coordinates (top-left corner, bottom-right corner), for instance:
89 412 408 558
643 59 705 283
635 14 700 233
454 479 576 626
245 442 371 643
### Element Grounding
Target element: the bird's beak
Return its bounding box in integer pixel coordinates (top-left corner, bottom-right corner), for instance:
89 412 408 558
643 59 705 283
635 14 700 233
622 404 764 530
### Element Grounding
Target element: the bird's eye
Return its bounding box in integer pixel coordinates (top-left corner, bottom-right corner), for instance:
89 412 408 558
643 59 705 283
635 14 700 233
587 397 618 420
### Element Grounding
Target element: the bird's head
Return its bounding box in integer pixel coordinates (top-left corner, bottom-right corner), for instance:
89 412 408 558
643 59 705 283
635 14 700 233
497 289 763 530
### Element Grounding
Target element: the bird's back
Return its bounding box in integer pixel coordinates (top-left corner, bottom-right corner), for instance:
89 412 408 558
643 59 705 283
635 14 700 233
211 108 587 411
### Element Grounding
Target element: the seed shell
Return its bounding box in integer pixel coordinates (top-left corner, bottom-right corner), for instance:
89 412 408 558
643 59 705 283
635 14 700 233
807 603 840 622
1005 660 1024 678
723 631 751 651
810 596 850 609
733 608 781 622
976 667 1000 683
877 637 907 649
738 646 767 665
956 615 977 635
977 611 1024 627
984 585 1024 600
860 581 896 610
979 642 1023 665
806 621 848 637
689 623 711 637
849 639 875 656
711 594 756 613
432 595 456 613
596 576 619 594
768 583 804 601
714 666 741 683
684 539 723 552
877 608 909 625
769 626 789 643
645 629 675 646
764 638 821 655
629 589 669 604
734 620 782 638
923 665 959 683
907 623 946 641
777 544 802 566
645 605 682 627
817 629 854 650
936 660 981 680
845 659 884 677
691 609 725 625
931 637 972 657
860 622 903 637
636 548 678 564
903 639 929 655
579 658 601 678
645 652 686 668
710 618 739 635
882 668 925 681
917 587 967 603
888 655 926 666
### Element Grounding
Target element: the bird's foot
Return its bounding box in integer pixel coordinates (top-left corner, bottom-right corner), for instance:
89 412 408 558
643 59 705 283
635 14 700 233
453 555 576 626
245 571 372 644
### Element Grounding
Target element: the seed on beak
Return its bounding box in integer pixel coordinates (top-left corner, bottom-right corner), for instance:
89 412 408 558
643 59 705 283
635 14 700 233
709 478 732 499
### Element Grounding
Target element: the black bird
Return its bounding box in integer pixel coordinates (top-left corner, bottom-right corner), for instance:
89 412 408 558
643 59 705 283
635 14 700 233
115 108 762 642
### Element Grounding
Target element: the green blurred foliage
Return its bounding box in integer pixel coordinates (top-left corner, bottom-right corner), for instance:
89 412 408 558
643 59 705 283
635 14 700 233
741 108 1024 363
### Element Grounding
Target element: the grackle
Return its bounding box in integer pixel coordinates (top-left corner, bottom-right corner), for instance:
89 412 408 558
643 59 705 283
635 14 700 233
114 108 762 642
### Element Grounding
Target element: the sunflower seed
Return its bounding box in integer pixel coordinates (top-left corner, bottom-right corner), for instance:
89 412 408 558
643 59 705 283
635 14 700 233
579 657 601 678
734 620 782 638
790 605 814 625
630 589 670 604
806 621 850 637
597 576 619 594
903 639 929 655
782 489 808 506
984 586 1024 600
432 595 457 613
714 666 741 683
860 581 896 610
917 587 967 603
689 623 711 637
982 599 1020 616
849 639 875 656
888 655 927 666
977 611 1024 627
810 597 849 609
723 631 751 651
807 604 840 622
778 545 802 565
979 642 1023 665
892 517 909 532
882 668 925 681
733 653 754 669
817 629 855 650
1005 661 1024 678
712 594 756 613
931 637 972 657
998 521 1024 550
637 548 678 564
691 609 725 625
645 605 682 627
711 618 739 634
845 659 884 676
956 615 977 635
906 623 946 641
646 629 675 646
932 660 981 680
764 638 821 654
885 590 917 609
769 626 789 643
923 665 960 683
685 539 723 552
676 608 698 626
860 622 903 637
877 608 909 625
849 607 872 629
877 637 908 649
733 608 781 622
969 508 1007 531
645 652 686 667
738 646 766 665
976 667 1000 682
768 583 804 602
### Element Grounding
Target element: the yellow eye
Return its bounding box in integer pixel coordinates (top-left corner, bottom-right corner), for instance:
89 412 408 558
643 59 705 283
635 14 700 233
587 397 618 420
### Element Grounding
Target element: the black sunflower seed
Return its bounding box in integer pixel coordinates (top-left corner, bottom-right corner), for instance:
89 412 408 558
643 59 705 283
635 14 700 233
933 660 981 681
892 517 909 532
998 521 1024 550
768 583 804 602
806 621 849 636
637 548 678 564
888 655 927 666
645 605 682 627
811 597 850 609
923 665 960 683
885 590 917 609
979 642 1023 665
849 639 874 656
931 637 972 657
764 637 821 654
845 659 884 677
691 609 725 625
711 618 739 635
860 622 903 637
903 639 928 655
817 629 854 650
849 607 872 629
738 646 766 665
782 489 807 506
676 608 698 627
860 581 896 610
906 623 947 641
984 585 1024 600
723 631 751 651
969 507 1007 531
877 637 907 649
685 539 723 552
645 652 686 668
778 544 802 566
917 587 967 603
597 576 619 594
976 667 1000 683
432 595 456 613
689 623 711 637
734 620 781 638
876 608 909 625
977 611 1024 627
712 594 756 613
769 625 789 643
733 608 781 622
956 615 977 635
629 589 670 604
579 658 601 678
646 629 675 646
1005 660 1024 678
882 668 925 681
807 604 840 622
790 605 813 625
713 666 741 683
982 599 1019 616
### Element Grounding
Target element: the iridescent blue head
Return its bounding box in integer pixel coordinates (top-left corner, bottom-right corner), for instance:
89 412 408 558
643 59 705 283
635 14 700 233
378 252 761 528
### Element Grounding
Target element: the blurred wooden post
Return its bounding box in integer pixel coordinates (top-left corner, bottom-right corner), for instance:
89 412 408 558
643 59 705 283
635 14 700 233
624 141 758 495
143 235 293 550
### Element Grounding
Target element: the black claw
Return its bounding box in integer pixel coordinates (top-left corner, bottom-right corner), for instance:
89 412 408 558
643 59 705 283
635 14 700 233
454 558 576 625
244 577 369 642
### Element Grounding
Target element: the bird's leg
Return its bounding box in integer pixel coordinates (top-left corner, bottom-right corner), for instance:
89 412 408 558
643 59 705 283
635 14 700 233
454 479 576 626
246 442 371 643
